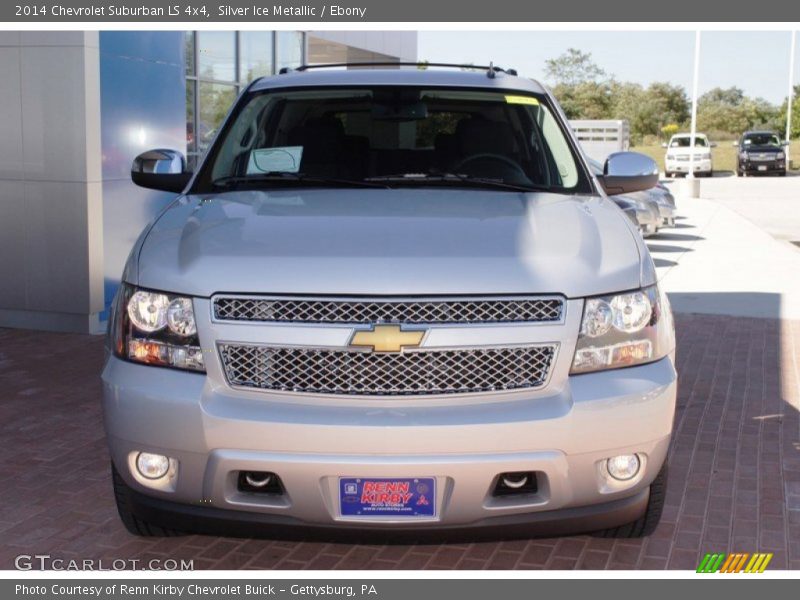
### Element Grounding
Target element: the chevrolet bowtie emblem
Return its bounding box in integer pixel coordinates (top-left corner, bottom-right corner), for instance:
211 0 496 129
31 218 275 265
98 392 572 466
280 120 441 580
349 324 425 353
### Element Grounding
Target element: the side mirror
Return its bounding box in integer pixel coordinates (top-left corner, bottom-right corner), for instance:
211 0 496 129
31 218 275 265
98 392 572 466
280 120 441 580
131 149 192 193
784 141 791 147
710 142 718 148
661 142 668 148
597 152 659 196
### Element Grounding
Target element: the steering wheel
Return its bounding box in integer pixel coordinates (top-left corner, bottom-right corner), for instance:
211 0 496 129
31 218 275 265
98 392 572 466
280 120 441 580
451 153 529 181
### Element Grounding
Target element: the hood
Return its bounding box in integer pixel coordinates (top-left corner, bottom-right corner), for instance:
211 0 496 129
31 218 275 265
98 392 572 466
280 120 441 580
134 188 644 298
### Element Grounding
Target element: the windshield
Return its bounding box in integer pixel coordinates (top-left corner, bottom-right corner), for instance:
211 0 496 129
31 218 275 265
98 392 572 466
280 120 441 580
743 133 781 146
670 136 708 148
192 86 591 194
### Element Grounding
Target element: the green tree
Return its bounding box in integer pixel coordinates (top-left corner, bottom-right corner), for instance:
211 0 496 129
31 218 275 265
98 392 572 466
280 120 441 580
778 84 800 138
644 82 690 126
697 87 780 134
544 48 606 86
699 86 745 106
661 123 680 138
607 82 689 142
552 81 613 119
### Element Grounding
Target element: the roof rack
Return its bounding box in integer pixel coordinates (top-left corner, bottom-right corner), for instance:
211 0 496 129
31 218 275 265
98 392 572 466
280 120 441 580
279 62 518 77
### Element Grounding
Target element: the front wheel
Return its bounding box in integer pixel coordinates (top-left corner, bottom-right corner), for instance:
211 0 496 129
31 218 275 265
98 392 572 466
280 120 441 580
594 463 668 538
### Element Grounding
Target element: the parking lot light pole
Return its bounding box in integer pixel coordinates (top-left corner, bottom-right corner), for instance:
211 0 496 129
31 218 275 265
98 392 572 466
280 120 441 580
787 30 796 170
685 31 702 197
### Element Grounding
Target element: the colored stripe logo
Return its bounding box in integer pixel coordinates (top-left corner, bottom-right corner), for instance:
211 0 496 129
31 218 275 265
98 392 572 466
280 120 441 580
697 552 773 573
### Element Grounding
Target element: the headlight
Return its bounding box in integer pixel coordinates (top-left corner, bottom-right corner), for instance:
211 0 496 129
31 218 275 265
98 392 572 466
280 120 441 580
127 291 170 332
610 291 652 332
666 153 675 160
740 152 749 160
572 285 673 374
699 153 711 160
109 283 205 372
776 152 785 160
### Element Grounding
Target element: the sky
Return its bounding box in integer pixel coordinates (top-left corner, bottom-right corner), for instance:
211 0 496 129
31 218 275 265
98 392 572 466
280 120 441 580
418 31 798 105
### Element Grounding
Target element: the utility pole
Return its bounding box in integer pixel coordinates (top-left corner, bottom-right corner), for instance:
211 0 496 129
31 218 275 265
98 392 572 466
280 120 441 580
787 30 796 170
686 31 702 197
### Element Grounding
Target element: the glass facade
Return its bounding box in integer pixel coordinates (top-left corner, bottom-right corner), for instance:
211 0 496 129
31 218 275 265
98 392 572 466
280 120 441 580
185 30 306 167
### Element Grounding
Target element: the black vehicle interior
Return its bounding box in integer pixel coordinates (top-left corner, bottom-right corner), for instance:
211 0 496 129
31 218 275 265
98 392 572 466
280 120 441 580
742 133 781 147
215 87 576 190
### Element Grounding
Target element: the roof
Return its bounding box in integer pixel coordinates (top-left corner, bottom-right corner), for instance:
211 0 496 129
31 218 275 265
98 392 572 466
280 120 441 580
742 130 779 135
248 67 547 95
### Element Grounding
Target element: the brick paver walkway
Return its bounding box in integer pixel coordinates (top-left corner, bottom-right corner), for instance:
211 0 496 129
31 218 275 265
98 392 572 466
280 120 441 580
1 314 798 570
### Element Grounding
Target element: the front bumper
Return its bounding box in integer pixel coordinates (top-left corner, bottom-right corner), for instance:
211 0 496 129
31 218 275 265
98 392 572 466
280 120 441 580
121 477 650 541
665 158 712 174
633 206 661 236
740 160 786 173
656 204 676 227
102 354 677 534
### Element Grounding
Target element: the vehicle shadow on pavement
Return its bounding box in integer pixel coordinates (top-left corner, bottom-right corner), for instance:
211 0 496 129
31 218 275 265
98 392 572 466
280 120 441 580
0 300 798 569
650 233 705 242
653 259 678 268
646 244 694 254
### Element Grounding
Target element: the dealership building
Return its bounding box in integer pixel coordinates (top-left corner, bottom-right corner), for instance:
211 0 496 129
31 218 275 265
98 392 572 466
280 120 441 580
0 30 417 333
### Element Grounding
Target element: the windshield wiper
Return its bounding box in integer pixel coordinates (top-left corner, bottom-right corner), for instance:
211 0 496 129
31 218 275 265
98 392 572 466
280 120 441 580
212 172 390 189
366 172 548 193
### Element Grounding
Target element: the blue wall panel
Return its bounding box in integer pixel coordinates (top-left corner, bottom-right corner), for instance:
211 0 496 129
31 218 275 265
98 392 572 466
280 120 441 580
99 31 186 317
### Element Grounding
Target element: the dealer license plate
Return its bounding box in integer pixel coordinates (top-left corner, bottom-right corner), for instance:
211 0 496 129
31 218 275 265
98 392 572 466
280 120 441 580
339 477 436 517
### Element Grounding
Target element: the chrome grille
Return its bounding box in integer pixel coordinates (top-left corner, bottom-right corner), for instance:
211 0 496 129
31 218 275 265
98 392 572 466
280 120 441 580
218 344 557 396
213 296 564 325
750 153 775 161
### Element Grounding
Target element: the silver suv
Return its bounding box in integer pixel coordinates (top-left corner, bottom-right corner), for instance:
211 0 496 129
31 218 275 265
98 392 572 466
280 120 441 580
103 64 676 539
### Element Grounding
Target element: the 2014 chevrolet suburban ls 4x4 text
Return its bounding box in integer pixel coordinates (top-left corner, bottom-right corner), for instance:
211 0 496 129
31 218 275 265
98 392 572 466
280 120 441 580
103 64 677 540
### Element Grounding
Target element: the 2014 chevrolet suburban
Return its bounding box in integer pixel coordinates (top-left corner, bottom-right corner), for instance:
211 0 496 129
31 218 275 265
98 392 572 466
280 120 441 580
102 64 677 540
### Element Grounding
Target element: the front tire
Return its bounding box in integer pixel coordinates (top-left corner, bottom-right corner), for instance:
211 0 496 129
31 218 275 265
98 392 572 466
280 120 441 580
594 463 668 538
112 463 183 537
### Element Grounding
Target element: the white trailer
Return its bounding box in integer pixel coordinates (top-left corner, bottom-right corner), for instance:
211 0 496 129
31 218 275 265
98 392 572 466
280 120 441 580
570 119 630 162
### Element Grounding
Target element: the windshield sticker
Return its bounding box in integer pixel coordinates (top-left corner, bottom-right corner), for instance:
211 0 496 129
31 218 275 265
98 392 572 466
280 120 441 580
505 95 539 105
247 146 303 174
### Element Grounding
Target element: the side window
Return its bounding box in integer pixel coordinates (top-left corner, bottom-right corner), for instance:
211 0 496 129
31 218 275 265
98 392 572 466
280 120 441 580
210 95 271 181
537 106 579 189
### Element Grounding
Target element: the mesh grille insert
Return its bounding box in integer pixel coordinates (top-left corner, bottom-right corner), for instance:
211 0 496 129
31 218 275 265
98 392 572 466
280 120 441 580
219 344 557 396
213 297 564 325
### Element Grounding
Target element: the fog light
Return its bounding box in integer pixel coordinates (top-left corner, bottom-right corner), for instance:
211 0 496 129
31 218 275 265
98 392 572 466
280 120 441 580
606 454 640 481
136 452 170 480
237 471 283 494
